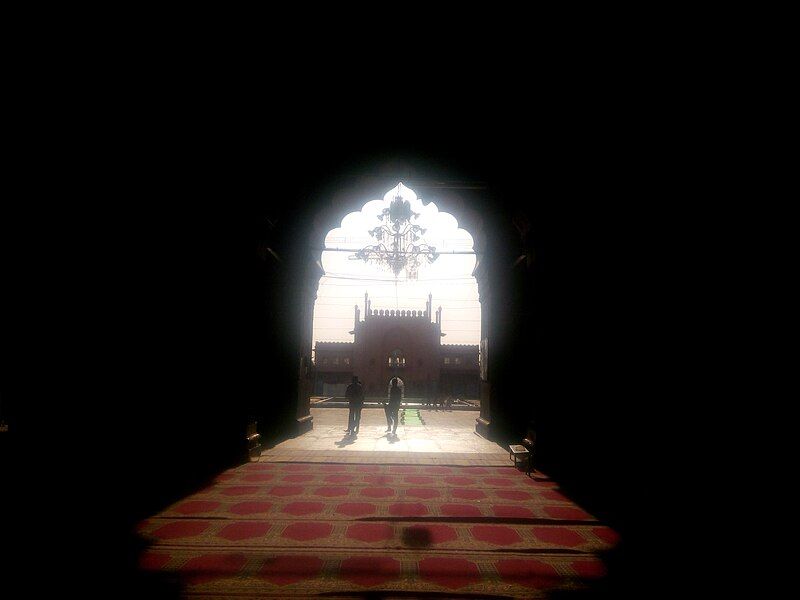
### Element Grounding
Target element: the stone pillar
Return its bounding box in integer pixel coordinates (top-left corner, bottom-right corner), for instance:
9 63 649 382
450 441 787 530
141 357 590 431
474 255 494 439
293 259 324 437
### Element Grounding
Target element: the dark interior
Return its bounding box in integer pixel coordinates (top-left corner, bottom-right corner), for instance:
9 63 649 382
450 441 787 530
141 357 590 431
5 124 675 597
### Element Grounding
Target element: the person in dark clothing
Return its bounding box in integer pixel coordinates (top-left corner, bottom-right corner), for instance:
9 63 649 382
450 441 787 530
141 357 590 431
386 376 403 435
381 376 401 431
381 396 392 432
345 376 364 435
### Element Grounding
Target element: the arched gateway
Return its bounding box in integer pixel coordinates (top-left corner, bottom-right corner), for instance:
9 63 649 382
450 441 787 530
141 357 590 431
280 177 535 444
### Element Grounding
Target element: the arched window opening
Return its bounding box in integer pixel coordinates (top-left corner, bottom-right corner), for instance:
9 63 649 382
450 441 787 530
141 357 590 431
388 348 406 368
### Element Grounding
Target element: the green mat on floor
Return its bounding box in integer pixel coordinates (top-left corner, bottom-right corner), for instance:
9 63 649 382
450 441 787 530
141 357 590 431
400 408 424 426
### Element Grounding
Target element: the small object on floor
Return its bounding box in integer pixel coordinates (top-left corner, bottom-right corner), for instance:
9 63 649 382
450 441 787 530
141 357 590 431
246 421 261 463
509 444 530 469
522 422 536 475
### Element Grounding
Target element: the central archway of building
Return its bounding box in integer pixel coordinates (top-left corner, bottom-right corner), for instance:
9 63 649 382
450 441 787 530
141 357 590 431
288 179 503 460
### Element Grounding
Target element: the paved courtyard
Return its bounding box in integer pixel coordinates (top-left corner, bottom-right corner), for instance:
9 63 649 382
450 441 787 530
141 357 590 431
260 407 512 466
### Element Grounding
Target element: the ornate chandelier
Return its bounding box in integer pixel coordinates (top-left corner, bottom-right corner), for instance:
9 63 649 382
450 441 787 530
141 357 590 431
351 184 439 278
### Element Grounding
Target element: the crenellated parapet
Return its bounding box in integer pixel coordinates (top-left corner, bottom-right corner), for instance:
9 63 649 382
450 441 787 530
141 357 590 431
367 309 428 319
362 292 431 323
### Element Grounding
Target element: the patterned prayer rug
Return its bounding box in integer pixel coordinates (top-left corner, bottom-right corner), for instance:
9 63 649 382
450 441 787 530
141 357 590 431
136 463 619 597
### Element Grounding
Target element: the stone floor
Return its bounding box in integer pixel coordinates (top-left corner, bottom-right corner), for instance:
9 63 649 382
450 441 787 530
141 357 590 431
259 407 513 466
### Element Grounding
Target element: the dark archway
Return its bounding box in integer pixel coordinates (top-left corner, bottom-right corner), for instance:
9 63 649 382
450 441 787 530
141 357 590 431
31 120 674 599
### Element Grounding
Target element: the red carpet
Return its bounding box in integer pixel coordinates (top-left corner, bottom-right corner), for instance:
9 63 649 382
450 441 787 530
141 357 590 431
136 463 619 597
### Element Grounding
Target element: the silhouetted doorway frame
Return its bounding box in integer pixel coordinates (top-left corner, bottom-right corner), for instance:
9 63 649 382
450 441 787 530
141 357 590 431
291 178 522 442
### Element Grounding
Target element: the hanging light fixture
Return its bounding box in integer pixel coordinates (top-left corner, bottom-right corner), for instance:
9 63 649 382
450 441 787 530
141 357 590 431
351 183 439 278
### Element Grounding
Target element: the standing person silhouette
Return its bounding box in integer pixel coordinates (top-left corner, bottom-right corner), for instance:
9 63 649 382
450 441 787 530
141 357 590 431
386 376 403 436
345 376 364 435
382 376 402 432
381 394 392 433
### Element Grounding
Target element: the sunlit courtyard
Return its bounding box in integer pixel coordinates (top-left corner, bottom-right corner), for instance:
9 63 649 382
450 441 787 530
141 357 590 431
260 407 509 465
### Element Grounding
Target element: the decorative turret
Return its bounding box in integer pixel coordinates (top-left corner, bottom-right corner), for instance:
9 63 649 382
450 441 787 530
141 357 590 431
427 293 432 323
